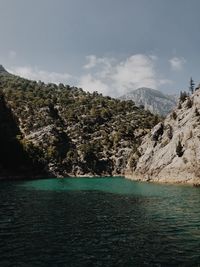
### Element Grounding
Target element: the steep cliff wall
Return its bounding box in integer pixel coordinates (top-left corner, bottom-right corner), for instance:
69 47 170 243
126 90 200 185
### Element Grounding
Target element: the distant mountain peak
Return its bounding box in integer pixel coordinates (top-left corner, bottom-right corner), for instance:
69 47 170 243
0 65 9 74
119 87 178 116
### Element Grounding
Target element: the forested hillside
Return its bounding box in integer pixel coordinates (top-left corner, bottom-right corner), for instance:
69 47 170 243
0 68 160 178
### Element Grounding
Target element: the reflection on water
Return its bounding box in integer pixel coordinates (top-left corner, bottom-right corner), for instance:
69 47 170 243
0 177 199 266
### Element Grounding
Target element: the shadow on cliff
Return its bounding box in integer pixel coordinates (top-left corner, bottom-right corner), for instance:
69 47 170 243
0 93 49 179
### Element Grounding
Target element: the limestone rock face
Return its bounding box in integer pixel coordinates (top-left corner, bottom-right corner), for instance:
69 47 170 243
126 89 200 185
120 87 177 116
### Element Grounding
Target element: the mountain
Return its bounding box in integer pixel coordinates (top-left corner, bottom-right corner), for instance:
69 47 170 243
120 87 177 116
0 66 160 179
0 65 9 74
126 89 200 185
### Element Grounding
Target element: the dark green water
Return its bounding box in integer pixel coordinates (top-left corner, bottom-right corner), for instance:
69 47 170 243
0 177 199 267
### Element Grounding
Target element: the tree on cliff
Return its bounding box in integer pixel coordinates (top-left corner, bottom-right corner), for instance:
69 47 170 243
176 140 184 157
189 77 195 94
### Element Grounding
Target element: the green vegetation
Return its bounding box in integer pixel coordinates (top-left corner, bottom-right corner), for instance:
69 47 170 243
189 77 195 94
176 140 184 157
186 98 193 108
179 91 188 103
0 71 161 177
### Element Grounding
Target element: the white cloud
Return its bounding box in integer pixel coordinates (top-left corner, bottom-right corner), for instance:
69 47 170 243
79 74 110 95
9 66 72 84
7 54 173 97
83 55 114 71
149 55 158 61
83 55 98 69
80 54 171 96
169 57 186 71
111 54 157 92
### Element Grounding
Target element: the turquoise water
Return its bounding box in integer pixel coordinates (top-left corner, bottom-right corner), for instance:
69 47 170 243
21 176 174 195
0 177 199 266
21 176 195 197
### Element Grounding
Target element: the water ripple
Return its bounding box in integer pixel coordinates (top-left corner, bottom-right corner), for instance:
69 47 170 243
0 178 199 267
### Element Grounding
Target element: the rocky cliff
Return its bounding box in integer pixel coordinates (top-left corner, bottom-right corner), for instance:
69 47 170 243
120 87 177 116
126 89 200 185
0 67 160 178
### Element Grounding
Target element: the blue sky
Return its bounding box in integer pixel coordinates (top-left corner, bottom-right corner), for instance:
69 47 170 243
0 0 200 96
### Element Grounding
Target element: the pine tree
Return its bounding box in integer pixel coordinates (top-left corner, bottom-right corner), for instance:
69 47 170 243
189 77 195 94
179 91 187 102
176 140 184 157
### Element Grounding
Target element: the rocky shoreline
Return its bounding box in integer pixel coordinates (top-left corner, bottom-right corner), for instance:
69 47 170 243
1 171 200 187
125 173 200 186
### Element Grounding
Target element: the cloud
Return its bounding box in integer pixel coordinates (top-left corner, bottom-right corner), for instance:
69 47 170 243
80 54 171 96
83 55 114 71
83 55 98 69
169 57 186 71
7 54 173 97
111 54 158 91
9 66 72 84
79 74 110 95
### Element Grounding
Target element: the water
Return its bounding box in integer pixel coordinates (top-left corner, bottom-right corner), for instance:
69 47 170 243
0 177 199 267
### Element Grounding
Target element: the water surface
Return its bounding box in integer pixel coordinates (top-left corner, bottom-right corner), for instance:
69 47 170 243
0 177 199 266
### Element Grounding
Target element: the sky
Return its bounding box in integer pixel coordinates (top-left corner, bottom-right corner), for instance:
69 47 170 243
0 0 200 96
